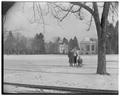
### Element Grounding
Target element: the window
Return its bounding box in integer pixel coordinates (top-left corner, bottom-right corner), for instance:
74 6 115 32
92 45 94 51
86 45 90 51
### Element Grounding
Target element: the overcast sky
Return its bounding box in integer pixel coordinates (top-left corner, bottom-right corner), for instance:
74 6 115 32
4 2 115 42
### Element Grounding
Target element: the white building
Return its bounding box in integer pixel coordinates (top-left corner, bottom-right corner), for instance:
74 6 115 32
80 38 97 54
59 43 68 54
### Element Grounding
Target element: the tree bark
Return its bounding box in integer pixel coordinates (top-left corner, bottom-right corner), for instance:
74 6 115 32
93 2 110 75
97 32 107 74
94 19 107 74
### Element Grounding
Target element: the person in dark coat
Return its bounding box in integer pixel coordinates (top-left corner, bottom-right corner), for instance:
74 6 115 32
77 54 83 67
68 50 74 67
73 48 78 66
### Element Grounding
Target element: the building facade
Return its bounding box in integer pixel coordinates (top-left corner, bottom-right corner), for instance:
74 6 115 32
59 43 68 54
80 38 97 54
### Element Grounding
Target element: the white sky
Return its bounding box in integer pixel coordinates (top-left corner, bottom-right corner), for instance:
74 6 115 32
4 2 116 42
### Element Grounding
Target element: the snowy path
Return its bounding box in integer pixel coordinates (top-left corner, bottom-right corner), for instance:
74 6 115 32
4 55 118 92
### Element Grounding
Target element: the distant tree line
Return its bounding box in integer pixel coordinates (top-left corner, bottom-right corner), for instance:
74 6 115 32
106 21 118 54
3 31 79 54
4 32 46 54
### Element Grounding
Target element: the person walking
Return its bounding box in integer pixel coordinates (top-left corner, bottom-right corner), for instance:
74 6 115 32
73 48 77 66
77 54 83 67
68 50 74 67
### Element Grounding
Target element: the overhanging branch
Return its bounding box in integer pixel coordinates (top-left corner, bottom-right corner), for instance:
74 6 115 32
59 5 73 21
70 2 94 15
101 2 110 28
87 15 93 31
54 3 80 13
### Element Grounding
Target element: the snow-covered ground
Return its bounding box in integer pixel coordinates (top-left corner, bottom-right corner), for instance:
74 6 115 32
4 55 118 93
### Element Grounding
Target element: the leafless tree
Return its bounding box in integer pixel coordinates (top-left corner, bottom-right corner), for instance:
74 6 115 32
36 2 118 75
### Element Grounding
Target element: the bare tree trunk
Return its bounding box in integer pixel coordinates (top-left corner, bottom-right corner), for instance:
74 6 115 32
94 21 107 74
93 2 110 75
97 31 107 74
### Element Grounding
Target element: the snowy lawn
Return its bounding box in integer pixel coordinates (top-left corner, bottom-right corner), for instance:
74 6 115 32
3 55 118 93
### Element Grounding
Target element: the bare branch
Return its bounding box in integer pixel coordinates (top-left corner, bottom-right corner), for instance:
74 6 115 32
93 2 101 37
49 3 74 22
3 14 7 24
101 2 110 28
59 5 73 21
70 2 94 15
50 5 62 21
87 15 93 31
110 3 118 16
45 3 50 15
54 3 80 13
33 2 36 22
37 3 45 33
77 6 83 20
28 2 37 24
51 3 84 21
109 6 117 17
86 4 94 31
